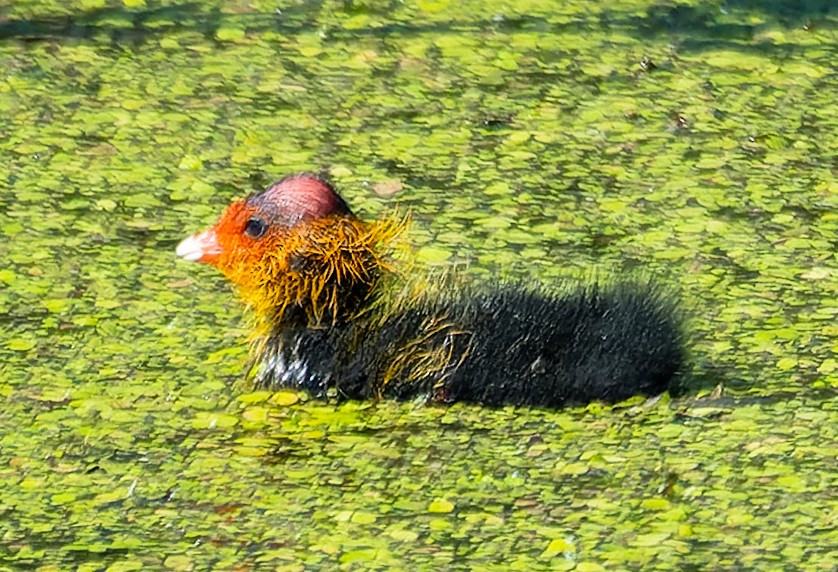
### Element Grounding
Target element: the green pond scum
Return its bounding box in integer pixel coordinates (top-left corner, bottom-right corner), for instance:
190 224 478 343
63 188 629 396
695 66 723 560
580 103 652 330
0 0 835 569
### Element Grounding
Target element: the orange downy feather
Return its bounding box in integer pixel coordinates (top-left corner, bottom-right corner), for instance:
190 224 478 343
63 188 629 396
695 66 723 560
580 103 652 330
209 199 406 334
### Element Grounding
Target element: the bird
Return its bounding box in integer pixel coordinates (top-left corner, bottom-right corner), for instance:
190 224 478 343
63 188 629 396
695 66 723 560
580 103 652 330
176 172 685 408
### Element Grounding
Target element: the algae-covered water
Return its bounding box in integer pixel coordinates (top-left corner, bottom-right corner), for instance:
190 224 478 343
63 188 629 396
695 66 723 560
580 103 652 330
1 0 836 570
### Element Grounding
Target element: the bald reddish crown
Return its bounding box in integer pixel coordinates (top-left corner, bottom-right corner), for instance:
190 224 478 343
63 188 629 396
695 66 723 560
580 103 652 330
252 173 353 227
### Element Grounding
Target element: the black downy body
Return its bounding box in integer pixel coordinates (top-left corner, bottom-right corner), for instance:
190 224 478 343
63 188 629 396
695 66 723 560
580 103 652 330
254 281 684 407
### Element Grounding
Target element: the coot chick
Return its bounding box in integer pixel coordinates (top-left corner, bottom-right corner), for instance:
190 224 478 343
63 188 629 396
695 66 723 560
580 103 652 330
176 173 684 407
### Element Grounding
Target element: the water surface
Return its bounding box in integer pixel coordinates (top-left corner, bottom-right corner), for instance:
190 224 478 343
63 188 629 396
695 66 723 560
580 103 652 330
1 0 836 569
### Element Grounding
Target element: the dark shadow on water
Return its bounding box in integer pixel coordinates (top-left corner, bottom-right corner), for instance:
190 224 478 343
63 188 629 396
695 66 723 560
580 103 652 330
0 1 834 47
639 0 836 34
0 3 202 43
724 0 836 20
0 2 305 44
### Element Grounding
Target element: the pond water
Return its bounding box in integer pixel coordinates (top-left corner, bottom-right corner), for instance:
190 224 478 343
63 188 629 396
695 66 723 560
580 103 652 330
1 0 836 570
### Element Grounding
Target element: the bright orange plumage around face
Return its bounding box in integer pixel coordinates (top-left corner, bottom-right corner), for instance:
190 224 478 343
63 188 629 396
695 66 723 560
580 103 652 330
176 173 404 330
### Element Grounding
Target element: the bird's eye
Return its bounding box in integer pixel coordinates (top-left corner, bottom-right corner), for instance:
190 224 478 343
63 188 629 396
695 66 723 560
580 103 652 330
244 217 268 239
